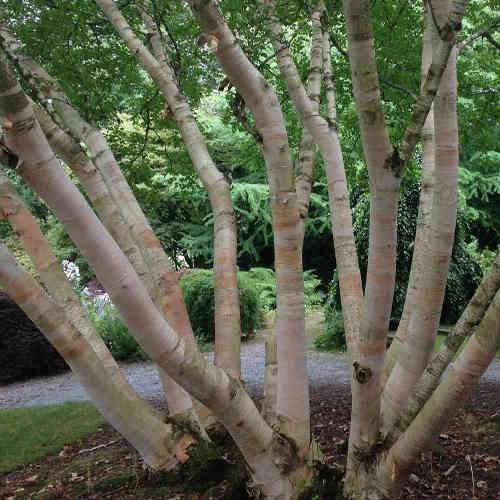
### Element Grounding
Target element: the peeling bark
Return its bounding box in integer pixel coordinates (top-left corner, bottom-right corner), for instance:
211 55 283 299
261 0 363 355
377 289 500 497
382 0 460 432
0 2 492 498
32 100 199 425
384 254 500 445
0 171 133 394
0 54 300 498
0 243 190 471
295 2 324 243
262 329 278 427
0 25 201 421
95 0 241 380
189 0 310 450
341 0 399 471
382 4 436 388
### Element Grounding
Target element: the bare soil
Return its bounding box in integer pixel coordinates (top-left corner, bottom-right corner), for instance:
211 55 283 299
1 381 498 499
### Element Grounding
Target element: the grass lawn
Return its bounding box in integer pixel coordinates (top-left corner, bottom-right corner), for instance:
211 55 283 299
0 402 103 473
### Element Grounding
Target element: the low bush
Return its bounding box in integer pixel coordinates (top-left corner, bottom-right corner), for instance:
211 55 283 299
180 269 261 342
83 269 262 358
314 272 345 351
244 267 324 312
245 267 276 311
87 267 323 356
88 304 148 362
303 271 325 310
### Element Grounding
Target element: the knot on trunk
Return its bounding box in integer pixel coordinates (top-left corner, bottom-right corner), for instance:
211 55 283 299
353 361 372 384
197 33 219 51
0 141 20 169
165 410 205 442
383 148 403 178
270 429 299 474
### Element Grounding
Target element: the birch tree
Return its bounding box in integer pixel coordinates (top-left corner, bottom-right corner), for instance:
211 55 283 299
0 0 498 498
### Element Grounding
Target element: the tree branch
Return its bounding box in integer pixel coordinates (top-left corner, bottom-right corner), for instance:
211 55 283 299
396 0 470 173
457 17 500 53
384 254 500 445
260 0 363 348
295 0 324 241
188 0 312 451
378 288 500 495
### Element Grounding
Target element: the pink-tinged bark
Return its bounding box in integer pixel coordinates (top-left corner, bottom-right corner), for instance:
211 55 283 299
260 0 362 352
319 29 363 351
295 2 324 243
385 254 500 445
0 25 201 418
382 0 460 432
140 5 241 381
341 0 469 476
396 0 471 168
32 99 198 423
0 55 301 498
0 243 192 471
188 0 310 450
96 0 241 379
261 2 324 426
382 6 436 386
342 1 399 466
0 171 135 394
261 330 278 427
382 0 470 397
377 289 500 498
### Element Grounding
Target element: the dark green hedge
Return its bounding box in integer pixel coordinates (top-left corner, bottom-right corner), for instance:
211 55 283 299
0 293 68 383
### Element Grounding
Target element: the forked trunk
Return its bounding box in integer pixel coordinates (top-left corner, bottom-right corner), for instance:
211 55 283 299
381 1 436 392
0 57 304 498
382 1 459 431
1 1 490 498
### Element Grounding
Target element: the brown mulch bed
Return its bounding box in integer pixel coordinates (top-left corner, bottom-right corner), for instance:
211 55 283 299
311 381 500 499
1 383 499 499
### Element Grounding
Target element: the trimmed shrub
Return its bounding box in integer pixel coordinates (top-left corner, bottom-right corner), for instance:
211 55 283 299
181 269 261 342
0 293 68 383
81 269 262 359
89 304 148 361
303 270 325 310
245 267 276 311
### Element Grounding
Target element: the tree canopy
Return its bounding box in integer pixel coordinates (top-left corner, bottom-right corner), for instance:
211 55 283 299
1 0 498 280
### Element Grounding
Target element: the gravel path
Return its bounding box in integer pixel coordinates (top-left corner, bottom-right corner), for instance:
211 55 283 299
1 337 499 409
